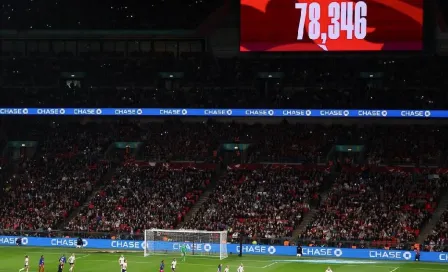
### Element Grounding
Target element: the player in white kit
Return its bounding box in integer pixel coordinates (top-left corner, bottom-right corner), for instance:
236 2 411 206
118 255 125 272
325 267 333 272
68 254 76 272
19 255 29 272
237 264 244 272
121 260 128 272
171 258 177 272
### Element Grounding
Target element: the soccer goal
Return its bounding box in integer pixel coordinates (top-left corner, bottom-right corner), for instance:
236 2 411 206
144 229 228 260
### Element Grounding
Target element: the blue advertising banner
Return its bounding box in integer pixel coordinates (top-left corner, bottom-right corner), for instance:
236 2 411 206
0 236 447 263
0 108 445 118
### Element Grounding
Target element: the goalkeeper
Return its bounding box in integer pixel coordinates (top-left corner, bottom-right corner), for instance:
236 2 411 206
180 245 187 262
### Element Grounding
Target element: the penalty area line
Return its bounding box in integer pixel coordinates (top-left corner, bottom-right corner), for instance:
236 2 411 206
262 262 277 269
390 268 399 272
77 254 91 260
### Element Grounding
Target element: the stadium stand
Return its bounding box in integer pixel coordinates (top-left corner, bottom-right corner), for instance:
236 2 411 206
141 121 219 162
0 150 108 231
365 126 448 166
183 165 326 239
2 56 448 109
65 164 212 234
424 209 448 252
1 112 448 245
0 122 116 231
302 169 448 247
0 120 447 241
1 0 448 251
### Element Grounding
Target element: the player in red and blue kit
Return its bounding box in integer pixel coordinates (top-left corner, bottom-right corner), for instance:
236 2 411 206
59 255 66 270
415 248 421 261
160 260 165 272
38 255 45 272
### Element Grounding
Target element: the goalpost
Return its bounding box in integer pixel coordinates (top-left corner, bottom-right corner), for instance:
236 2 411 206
144 229 228 260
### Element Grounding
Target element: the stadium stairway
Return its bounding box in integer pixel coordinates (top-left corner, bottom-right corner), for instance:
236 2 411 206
56 162 118 230
291 171 340 239
416 189 448 244
177 163 226 227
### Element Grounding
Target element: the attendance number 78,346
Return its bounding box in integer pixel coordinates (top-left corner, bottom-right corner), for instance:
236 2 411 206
295 1 367 44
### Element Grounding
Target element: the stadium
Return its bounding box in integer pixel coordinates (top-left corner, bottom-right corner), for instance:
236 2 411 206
1 0 448 272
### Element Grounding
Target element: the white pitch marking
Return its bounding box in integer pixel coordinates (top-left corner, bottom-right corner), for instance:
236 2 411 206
390 268 399 272
77 254 91 260
262 262 277 269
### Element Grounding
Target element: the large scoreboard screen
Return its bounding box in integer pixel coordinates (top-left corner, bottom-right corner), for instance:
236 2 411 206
240 0 424 52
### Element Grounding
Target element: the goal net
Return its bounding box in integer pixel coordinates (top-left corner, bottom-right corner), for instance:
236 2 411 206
144 229 228 260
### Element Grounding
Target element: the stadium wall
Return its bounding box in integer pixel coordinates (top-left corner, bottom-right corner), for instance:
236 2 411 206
0 236 447 263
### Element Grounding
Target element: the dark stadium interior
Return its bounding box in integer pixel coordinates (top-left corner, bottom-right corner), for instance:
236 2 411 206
0 0 228 30
2 0 448 262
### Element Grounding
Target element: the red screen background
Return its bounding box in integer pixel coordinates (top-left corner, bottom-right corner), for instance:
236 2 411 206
240 0 423 52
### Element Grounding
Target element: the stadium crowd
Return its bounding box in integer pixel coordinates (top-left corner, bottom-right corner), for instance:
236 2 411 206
302 171 447 247
183 168 325 239
0 154 106 231
424 209 448 252
0 120 447 241
65 165 211 234
365 126 447 166
0 122 120 232
0 117 447 247
141 121 219 162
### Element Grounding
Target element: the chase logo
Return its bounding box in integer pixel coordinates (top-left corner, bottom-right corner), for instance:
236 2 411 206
137 109 143 115
268 246 276 255
182 109 188 115
381 110 387 117
21 237 29 245
343 110 349 116
306 110 312 116
50 238 88 247
334 249 343 257
60 109 66 115
226 109 233 116
403 252 412 260
23 108 29 114
268 110 274 116
204 244 212 252
425 111 431 117
96 109 102 115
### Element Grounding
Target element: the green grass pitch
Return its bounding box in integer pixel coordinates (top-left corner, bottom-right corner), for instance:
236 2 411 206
0 246 446 272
